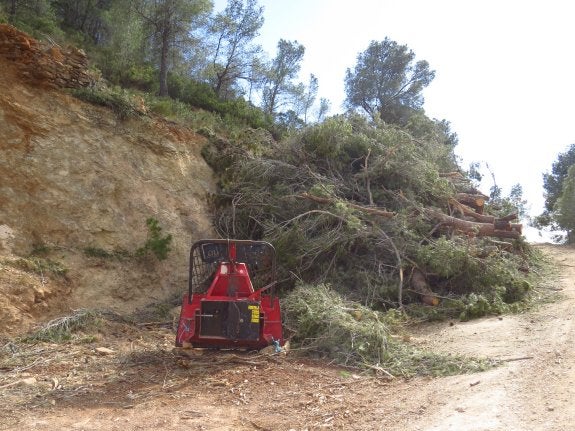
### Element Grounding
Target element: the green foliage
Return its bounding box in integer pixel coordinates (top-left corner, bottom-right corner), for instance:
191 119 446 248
0 4 6 23
71 87 140 119
413 236 542 321
536 144 575 234
168 74 218 109
261 39 305 116
83 247 130 260
345 38 435 125
2 0 64 40
168 74 272 130
417 237 533 296
485 183 528 219
208 0 264 99
417 237 474 279
210 114 526 306
282 284 494 376
136 217 173 261
132 0 213 96
289 115 454 206
553 164 575 241
208 111 543 335
117 64 157 92
6 256 67 278
89 2 151 89
148 96 196 120
53 0 110 44
282 283 390 366
383 340 494 377
543 144 575 213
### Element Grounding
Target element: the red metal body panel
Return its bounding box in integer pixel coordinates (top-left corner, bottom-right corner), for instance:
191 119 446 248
175 240 283 349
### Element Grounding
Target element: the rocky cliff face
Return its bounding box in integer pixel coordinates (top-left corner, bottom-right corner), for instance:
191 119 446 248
0 24 92 88
0 25 216 335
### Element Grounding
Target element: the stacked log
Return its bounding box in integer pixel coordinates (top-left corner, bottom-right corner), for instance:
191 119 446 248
448 198 522 238
410 268 439 306
427 209 522 240
454 192 489 214
0 24 92 89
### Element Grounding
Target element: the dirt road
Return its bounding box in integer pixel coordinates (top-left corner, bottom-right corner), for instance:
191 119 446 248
1 244 574 430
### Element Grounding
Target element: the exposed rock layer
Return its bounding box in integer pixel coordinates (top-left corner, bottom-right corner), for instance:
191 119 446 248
0 26 215 335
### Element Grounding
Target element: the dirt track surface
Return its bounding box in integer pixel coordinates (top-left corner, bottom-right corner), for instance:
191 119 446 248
1 244 574 431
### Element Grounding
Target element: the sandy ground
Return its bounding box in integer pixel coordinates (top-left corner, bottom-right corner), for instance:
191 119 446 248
1 244 574 431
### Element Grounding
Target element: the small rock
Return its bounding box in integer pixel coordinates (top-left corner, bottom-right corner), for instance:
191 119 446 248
181 341 193 349
259 345 275 355
95 347 115 355
18 377 37 387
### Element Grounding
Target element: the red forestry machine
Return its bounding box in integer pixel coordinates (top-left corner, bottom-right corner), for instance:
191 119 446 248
175 239 284 350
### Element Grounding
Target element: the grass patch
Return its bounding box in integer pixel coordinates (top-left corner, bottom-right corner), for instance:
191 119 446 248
83 246 130 260
71 87 140 120
4 257 68 278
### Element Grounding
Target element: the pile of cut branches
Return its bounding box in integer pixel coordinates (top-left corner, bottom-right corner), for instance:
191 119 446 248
203 114 543 367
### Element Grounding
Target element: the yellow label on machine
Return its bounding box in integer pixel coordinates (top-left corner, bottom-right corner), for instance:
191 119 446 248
248 305 260 323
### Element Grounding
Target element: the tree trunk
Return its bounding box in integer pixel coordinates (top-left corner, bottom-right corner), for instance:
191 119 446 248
9 0 17 22
411 268 439 306
299 193 395 218
455 193 489 214
449 198 517 224
427 209 522 239
158 26 170 97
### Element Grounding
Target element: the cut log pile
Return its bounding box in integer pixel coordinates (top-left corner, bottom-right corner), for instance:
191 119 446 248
0 24 92 89
298 171 524 307
427 208 522 240
437 172 523 239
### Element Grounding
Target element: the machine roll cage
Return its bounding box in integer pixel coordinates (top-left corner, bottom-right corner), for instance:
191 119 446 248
188 239 277 300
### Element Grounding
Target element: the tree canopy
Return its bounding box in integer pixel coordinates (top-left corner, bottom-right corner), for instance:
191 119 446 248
537 144 575 239
207 0 264 99
542 144 575 213
132 0 213 97
261 39 305 116
345 38 435 125
553 165 575 242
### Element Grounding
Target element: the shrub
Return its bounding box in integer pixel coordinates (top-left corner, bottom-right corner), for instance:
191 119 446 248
167 74 273 131
6 257 67 278
136 217 172 261
121 64 157 92
83 247 130 260
71 87 139 120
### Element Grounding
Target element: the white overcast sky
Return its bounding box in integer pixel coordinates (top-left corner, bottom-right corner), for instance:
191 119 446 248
212 0 575 224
